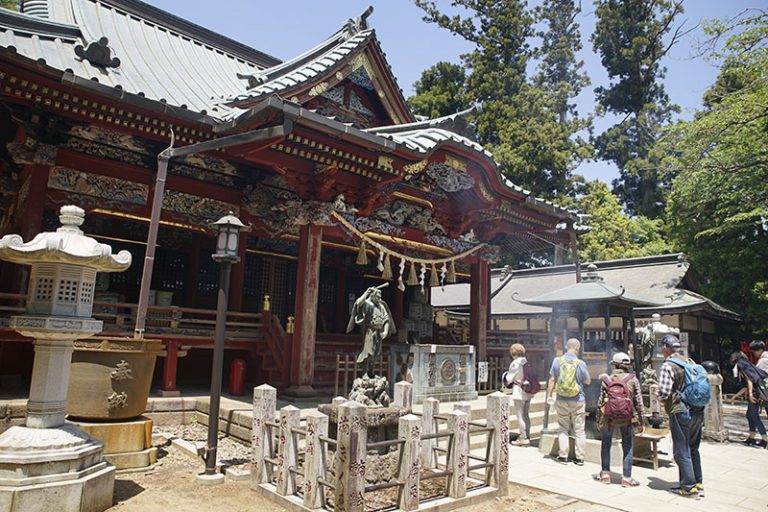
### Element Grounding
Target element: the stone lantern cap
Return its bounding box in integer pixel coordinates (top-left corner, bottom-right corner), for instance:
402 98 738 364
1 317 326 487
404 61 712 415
0 205 131 271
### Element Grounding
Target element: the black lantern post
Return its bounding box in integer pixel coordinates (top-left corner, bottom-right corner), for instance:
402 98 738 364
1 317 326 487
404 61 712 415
201 212 248 481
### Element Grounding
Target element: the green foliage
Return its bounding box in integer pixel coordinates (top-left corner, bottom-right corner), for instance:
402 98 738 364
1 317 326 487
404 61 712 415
0 1 19 10
412 0 591 200
574 180 671 263
664 10 768 335
408 61 472 118
591 0 684 218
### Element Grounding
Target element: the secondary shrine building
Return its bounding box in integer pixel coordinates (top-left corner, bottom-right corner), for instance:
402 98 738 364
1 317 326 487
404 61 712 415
0 1 575 396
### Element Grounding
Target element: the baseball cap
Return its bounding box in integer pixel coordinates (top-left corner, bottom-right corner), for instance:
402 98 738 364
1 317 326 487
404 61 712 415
662 335 681 349
612 352 630 365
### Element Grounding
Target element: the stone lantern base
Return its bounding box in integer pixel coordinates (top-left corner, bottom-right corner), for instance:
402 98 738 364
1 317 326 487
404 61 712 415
0 424 114 512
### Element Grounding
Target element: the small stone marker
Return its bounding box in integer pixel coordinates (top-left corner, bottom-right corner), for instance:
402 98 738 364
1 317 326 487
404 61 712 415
398 414 421 511
447 410 468 498
252 384 276 487
421 397 439 469
303 410 329 509
487 391 510 494
394 380 413 410
334 400 367 512
276 405 300 496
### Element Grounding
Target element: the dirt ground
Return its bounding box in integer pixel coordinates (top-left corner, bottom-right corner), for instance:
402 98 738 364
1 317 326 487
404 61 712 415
110 445 558 512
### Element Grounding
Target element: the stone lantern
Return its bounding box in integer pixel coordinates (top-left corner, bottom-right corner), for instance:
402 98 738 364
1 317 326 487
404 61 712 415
0 205 131 512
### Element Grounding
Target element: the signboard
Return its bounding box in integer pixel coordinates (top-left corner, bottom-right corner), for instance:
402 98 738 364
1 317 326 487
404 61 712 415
477 361 488 384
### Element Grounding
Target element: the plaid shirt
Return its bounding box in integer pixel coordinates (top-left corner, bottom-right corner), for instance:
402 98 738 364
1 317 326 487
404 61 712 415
656 354 687 414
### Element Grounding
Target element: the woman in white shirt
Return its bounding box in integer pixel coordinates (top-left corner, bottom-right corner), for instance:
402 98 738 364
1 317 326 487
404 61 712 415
504 343 532 446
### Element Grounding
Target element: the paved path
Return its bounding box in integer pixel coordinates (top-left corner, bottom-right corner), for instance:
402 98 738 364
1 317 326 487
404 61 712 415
508 435 768 511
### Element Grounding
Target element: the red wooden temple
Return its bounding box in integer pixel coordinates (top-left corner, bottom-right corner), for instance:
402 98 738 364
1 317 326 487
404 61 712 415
0 1 575 397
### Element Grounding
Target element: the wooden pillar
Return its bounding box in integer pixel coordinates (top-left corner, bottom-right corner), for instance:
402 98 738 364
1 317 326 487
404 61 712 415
161 340 180 395
228 233 247 312
577 315 585 358
470 259 490 361
604 307 612 373
630 312 639 377
335 265 347 332
393 285 405 331
286 224 322 398
185 239 201 307
13 164 50 295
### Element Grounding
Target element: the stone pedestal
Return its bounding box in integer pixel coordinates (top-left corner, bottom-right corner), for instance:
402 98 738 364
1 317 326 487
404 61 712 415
704 373 728 442
390 344 477 404
0 424 115 512
539 432 622 467
69 416 157 470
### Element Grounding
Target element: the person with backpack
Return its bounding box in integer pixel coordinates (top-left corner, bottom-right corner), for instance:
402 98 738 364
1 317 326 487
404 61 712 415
546 338 591 465
751 340 768 419
656 335 710 499
503 343 538 446
592 352 645 487
731 350 768 447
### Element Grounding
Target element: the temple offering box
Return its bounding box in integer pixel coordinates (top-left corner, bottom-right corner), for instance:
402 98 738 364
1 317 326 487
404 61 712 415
390 344 477 404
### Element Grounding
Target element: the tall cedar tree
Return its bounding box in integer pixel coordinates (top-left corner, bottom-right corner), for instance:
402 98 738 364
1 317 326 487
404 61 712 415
591 0 684 218
412 0 589 200
664 10 768 336
408 61 472 118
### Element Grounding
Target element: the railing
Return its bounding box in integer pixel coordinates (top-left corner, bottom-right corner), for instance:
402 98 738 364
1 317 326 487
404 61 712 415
252 383 510 511
334 353 390 397
0 292 262 339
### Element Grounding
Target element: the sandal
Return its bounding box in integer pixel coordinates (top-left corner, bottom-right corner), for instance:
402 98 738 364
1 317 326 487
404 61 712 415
593 472 610 484
622 477 640 487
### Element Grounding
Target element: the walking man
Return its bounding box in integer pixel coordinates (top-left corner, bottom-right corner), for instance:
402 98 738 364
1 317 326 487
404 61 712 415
656 335 708 498
546 338 591 465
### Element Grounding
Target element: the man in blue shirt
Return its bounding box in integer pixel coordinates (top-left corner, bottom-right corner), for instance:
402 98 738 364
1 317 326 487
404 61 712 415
546 338 591 465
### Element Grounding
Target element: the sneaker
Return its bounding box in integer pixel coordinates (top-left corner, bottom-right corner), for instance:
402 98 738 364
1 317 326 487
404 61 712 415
593 472 610 484
573 459 585 466
756 440 768 448
555 456 569 464
695 483 705 498
668 487 699 499
512 438 530 446
621 477 640 488
743 438 757 446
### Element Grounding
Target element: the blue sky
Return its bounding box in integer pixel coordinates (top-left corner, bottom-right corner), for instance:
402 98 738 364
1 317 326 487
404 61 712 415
148 0 754 184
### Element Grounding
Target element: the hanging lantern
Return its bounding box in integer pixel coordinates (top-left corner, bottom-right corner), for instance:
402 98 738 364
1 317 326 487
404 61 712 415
407 261 419 286
429 264 440 287
381 253 393 280
356 241 368 265
447 260 457 283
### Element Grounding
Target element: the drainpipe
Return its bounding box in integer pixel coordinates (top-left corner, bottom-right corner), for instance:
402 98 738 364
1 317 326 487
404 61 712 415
134 121 292 338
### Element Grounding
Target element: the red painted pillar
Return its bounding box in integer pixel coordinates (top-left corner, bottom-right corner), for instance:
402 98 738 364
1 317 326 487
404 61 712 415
12 164 50 295
393 286 405 330
161 340 180 396
285 224 322 398
470 259 490 361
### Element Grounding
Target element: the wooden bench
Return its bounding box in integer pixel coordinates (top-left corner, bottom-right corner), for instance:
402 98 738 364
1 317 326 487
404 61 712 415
633 428 669 470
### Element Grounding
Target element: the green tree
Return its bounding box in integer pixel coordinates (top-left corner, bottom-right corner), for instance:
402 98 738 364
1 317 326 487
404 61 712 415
575 180 671 263
664 10 768 335
408 61 471 118
412 0 591 200
591 0 684 218
1 1 19 10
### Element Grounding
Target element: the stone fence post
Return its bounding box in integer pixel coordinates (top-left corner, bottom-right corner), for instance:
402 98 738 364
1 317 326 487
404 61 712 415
334 400 367 512
276 405 300 496
453 402 472 451
252 384 277 487
447 410 468 498
303 410 329 509
486 391 510 494
398 414 421 511
394 381 413 410
421 397 439 469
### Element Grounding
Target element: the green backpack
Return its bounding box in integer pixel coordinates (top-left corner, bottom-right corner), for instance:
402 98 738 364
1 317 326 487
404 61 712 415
556 356 582 398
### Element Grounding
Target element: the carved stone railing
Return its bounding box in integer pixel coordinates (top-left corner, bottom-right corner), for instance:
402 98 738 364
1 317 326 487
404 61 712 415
251 384 509 512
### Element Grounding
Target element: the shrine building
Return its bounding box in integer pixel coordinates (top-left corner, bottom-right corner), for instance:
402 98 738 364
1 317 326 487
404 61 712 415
0 0 576 397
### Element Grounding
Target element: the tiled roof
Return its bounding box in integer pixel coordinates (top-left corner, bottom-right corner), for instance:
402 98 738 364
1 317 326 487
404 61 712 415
432 253 741 320
0 0 279 115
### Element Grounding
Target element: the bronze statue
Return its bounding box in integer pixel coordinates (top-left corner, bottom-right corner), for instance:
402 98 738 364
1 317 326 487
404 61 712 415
346 283 396 377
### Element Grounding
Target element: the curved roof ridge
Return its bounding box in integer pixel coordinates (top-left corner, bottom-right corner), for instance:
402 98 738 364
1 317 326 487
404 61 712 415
0 5 81 40
370 107 476 134
240 7 375 89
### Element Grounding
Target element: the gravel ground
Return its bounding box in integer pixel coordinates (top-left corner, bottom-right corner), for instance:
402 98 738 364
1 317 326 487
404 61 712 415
155 422 251 466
